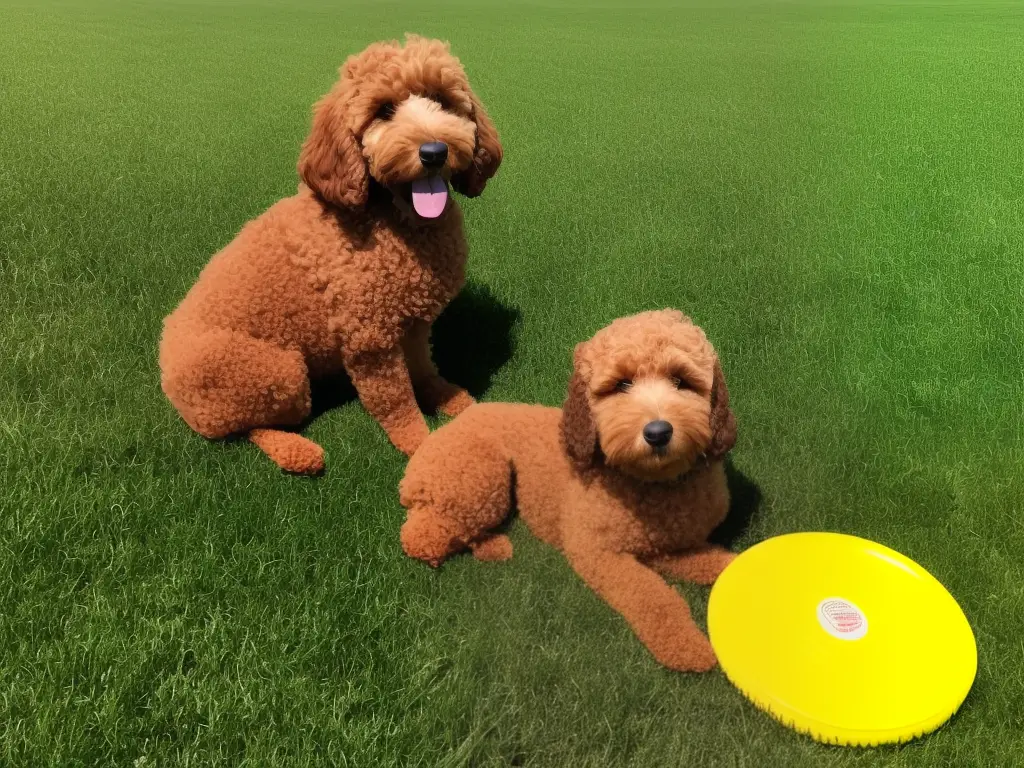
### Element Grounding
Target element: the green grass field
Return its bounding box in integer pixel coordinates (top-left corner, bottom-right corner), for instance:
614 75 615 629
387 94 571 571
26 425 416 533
2 0 1023 764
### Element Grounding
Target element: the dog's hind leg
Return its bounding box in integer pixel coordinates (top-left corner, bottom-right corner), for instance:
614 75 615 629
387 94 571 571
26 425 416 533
399 437 513 567
160 327 323 474
469 534 513 562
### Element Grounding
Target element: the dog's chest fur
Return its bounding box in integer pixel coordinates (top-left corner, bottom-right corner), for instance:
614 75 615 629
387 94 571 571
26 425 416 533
579 463 729 556
310 202 468 354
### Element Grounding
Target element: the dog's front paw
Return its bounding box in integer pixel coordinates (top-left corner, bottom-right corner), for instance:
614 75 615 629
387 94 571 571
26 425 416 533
692 547 737 586
709 550 737 582
653 630 718 673
416 376 475 417
388 418 430 456
438 387 475 418
470 533 513 562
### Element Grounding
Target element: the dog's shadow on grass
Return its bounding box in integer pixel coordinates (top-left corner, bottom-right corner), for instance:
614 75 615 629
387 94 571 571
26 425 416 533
430 280 521 398
306 280 520 422
709 461 763 549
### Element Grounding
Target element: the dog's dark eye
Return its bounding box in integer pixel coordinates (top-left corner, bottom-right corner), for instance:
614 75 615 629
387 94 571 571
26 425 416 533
615 379 633 393
375 102 395 121
667 376 692 393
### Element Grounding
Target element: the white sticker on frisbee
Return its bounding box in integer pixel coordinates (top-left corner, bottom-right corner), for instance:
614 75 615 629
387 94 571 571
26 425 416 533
817 597 868 641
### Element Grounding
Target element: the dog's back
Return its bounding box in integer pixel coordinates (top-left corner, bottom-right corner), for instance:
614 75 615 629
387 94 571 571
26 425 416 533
161 191 339 369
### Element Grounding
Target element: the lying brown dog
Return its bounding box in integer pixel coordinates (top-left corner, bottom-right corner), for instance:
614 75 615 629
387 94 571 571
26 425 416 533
159 35 502 473
399 309 738 672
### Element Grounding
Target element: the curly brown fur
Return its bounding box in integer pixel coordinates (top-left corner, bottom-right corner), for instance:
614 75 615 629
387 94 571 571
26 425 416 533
399 310 739 672
159 35 502 472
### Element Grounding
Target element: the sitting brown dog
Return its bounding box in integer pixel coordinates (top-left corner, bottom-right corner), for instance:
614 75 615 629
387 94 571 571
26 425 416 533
399 309 738 672
159 35 502 473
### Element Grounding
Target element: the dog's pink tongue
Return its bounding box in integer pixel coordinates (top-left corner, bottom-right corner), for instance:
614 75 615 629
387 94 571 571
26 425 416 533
411 176 448 218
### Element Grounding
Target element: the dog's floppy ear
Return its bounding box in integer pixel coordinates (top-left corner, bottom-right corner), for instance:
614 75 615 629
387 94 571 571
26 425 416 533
297 90 368 209
560 347 598 469
452 90 503 198
707 357 737 459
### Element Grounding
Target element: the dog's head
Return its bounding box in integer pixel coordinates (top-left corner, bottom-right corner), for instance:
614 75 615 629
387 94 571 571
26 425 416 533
560 310 737 481
297 34 502 219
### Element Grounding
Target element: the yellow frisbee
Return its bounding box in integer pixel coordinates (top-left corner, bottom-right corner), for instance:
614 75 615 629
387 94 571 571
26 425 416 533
707 532 977 746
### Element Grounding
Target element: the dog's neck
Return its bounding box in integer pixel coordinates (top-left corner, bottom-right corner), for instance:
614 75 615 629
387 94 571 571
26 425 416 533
578 454 714 490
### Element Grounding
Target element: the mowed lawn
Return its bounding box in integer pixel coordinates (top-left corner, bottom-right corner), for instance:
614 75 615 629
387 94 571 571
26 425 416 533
2 0 1023 764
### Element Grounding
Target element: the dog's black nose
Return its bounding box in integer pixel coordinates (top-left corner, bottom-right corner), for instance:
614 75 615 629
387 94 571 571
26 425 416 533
419 141 448 170
643 420 673 448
